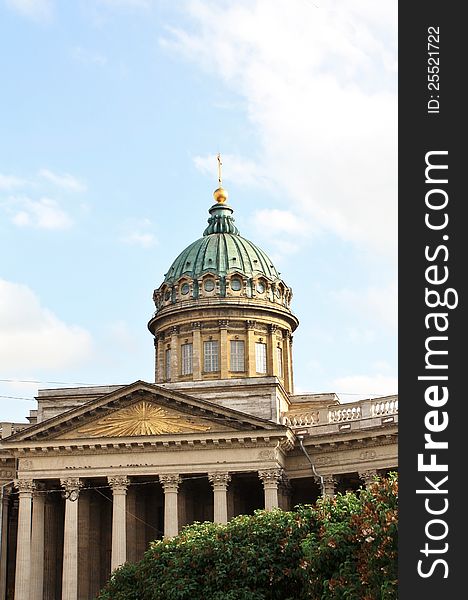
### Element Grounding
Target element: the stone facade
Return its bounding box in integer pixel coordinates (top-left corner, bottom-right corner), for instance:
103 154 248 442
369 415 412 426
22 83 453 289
0 191 397 599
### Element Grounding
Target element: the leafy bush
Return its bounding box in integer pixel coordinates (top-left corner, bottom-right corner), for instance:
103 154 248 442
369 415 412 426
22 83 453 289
98 474 397 600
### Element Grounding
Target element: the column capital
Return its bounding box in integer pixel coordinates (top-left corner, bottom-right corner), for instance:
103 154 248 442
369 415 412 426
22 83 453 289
170 325 180 335
60 477 83 501
218 319 229 328
14 479 35 495
208 472 231 491
258 468 283 488
108 475 130 493
191 321 202 330
160 473 181 492
246 319 257 330
32 482 46 499
268 324 278 334
321 474 336 497
359 470 378 486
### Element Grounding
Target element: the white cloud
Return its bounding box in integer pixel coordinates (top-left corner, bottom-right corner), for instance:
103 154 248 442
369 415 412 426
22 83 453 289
121 231 157 248
38 169 87 192
253 209 310 237
5 0 52 22
332 373 398 401
0 279 93 371
98 0 152 9
4 196 73 229
0 174 27 190
120 217 157 248
334 280 397 331
164 0 397 260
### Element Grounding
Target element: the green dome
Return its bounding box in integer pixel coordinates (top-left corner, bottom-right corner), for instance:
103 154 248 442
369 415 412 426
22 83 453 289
163 204 281 283
153 200 293 313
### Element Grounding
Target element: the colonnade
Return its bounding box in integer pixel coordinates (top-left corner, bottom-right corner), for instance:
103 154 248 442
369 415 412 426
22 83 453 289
8 468 285 600
2 467 381 600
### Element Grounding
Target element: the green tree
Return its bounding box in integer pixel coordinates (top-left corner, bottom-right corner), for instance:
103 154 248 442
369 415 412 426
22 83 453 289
98 474 397 600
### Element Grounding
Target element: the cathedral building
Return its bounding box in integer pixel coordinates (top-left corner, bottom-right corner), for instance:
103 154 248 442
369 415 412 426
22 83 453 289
0 181 398 600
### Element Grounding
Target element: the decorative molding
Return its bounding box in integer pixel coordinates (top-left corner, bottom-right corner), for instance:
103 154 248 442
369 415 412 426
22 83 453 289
218 319 229 328
321 474 336 496
159 473 181 492
14 479 35 494
108 475 130 493
258 468 283 488
208 472 231 490
359 470 378 486
75 401 211 437
60 477 83 501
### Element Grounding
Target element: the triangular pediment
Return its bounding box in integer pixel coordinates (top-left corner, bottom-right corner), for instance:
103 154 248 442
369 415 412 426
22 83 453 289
5 381 284 443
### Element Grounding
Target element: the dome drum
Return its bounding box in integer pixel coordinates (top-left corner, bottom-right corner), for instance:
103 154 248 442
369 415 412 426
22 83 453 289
148 193 298 393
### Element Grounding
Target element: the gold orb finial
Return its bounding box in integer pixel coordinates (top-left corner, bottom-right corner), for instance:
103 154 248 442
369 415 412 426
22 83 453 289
213 153 228 203
213 186 228 204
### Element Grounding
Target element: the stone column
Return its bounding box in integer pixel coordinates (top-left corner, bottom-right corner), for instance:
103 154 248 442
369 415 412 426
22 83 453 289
191 322 202 380
208 472 231 524
30 483 46 600
170 326 179 380
268 324 279 377
108 476 129 572
156 333 165 383
61 477 83 600
160 474 181 538
279 477 292 511
246 320 257 377
0 487 12 600
282 332 293 393
14 479 34 600
153 335 159 383
322 475 336 498
359 470 378 489
259 469 283 510
219 320 229 379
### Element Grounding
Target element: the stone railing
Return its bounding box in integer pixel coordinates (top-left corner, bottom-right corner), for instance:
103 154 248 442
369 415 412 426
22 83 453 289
328 404 362 423
281 395 398 430
281 411 320 427
371 397 398 417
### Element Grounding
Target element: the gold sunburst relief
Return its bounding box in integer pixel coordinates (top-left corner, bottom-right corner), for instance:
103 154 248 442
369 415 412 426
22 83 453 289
75 401 211 437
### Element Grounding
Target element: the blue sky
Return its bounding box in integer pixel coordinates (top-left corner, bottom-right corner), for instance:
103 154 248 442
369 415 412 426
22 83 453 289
0 0 397 422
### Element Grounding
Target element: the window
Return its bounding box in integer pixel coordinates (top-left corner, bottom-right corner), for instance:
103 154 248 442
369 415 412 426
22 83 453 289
204 278 215 292
230 340 245 372
204 340 219 372
181 343 193 375
230 277 242 291
165 348 171 380
255 342 267 373
181 283 190 295
276 346 283 378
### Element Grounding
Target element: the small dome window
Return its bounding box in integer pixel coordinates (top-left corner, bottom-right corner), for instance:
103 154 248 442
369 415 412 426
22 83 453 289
230 278 242 291
204 278 215 292
164 291 171 301
181 283 190 295
256 281 266 294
